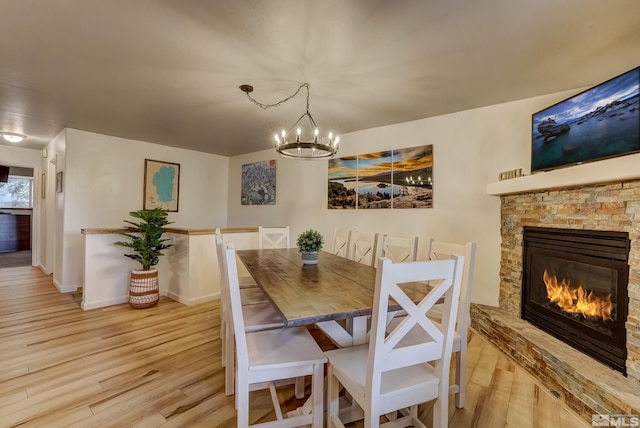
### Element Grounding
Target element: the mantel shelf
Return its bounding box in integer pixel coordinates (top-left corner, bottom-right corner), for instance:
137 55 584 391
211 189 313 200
486 152 640 196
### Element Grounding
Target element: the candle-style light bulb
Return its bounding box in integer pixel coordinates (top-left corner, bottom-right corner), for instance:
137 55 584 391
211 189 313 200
296 127 301 142
275 134 280 147
328 132 333 141
314 128 319 143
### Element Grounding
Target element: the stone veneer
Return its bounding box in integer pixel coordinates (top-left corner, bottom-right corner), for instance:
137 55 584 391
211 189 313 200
472 178 640 422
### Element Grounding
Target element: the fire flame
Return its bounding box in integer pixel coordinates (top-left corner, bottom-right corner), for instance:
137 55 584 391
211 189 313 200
542 269 613 321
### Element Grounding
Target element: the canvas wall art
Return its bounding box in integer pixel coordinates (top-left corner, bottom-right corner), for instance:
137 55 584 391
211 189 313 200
241 160 276 205
327 156 357 209
357 151 393 209
143 159 180 211
327 144 434 209
392 145 433 208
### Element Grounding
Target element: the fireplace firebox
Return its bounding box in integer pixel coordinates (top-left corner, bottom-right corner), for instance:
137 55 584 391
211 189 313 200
522 227 629 375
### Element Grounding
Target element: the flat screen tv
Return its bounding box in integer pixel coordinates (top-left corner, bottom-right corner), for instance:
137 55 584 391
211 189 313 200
531 66 640 172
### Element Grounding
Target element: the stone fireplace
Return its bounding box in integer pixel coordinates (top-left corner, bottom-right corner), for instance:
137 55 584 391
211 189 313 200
472 178 640 422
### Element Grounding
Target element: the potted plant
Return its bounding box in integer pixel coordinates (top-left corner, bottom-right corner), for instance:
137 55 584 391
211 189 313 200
114 208 173 308
296 229 324 265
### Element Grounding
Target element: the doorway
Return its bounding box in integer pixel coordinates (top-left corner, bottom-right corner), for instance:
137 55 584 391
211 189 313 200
0 165 34 268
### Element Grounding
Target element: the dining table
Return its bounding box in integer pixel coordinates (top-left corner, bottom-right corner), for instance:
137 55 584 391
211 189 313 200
235 248 432 347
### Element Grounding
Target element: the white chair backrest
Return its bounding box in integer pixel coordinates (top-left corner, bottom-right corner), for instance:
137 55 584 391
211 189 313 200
367 256 464 397
381 235 419 263
331 228 352 257
348 231 379 267
222 245 249 369
428 239 477 333
258 226 290 249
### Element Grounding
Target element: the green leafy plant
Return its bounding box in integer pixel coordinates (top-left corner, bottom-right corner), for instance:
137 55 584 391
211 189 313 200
296 229 324 253
114 208 174 270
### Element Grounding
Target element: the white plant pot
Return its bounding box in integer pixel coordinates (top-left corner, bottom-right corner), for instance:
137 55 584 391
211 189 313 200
301 251 319 265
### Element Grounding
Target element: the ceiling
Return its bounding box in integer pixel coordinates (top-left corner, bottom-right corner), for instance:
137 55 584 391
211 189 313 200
1 0 639 157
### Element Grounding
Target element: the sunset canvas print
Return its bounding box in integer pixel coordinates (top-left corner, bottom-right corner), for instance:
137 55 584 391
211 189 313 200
392 145 433 208
327 156 357 209
357 151 393 209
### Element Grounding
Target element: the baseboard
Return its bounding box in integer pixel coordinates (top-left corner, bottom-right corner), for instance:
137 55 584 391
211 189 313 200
82 295 129 310
166 290 220 306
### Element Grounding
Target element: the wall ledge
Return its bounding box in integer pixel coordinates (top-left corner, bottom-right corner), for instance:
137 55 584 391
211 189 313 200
487 152 640 196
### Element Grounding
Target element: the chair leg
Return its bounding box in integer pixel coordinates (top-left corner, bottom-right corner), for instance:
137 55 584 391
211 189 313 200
455 346 467 408
236 371 249 428
225 322 235 396
220 309 226 368
327 366 341 428
432 394 448 428
312 363 324 428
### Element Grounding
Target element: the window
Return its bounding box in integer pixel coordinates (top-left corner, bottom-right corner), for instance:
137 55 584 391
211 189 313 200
0 176 34 208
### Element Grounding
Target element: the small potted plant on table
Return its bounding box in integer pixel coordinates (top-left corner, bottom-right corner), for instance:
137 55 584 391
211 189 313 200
114 208 173 308
296 229 324 265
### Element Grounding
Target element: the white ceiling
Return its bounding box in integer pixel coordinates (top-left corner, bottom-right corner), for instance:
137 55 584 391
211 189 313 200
1 0 639 156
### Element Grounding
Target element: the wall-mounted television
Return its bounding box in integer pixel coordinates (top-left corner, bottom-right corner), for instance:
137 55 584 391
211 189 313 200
531 66 639 172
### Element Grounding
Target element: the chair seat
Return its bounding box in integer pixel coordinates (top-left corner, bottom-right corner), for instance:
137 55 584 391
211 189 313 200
240 287 268 305
243 302 283 332
386 316 462 352
325 345 441 415
247 327 327 370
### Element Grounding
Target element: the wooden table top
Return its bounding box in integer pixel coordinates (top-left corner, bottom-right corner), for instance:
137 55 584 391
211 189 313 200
236 248 430 327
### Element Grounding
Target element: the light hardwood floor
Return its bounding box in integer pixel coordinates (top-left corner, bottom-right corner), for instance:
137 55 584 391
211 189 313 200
0 266 590 427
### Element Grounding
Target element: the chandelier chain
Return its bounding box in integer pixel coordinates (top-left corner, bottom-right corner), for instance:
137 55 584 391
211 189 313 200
244 82 310 112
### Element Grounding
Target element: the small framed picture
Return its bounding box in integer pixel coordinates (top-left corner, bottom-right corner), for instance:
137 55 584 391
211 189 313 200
144 159 180 211
41 173 46 199
56 171 63 193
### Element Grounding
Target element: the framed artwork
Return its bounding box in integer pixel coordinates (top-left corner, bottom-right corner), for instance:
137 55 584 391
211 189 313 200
241 160 276 205
143 159 180 211
391 145 433 208
56 171 63 193
357 151 393 209
41 173 45 199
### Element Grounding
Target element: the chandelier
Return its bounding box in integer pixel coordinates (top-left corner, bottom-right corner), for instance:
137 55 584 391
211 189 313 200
240 82 339 159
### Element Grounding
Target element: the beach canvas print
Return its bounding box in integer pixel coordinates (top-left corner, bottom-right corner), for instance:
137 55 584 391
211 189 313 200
392 145 433 208
531 67 640 172
241 160 276 205
357 151 393 209
328 156 357 209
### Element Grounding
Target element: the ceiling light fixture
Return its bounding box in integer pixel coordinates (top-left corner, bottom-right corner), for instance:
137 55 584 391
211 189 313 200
240 82 339 159
1 132 26 143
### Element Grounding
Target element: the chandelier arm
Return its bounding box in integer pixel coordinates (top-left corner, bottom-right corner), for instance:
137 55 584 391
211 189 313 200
245 82 310 110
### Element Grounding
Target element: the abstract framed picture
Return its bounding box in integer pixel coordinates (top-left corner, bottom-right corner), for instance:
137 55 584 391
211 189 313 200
241 160 276 205
143 159 180 211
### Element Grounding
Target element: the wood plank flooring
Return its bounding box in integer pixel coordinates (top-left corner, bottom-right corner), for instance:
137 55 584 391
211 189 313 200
0 266 590 427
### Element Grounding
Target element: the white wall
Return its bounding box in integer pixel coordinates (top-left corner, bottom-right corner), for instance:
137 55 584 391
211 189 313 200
59 129 229 292
226 88 585 306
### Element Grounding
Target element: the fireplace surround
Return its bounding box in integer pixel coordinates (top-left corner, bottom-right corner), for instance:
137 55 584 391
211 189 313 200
521 226 629 374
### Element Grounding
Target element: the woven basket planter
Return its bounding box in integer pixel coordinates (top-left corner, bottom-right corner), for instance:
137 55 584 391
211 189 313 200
129 268 159 309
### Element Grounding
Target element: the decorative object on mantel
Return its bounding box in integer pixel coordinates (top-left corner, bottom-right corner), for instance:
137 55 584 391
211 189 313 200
239 82 339 159
241 160 276 205
114 208 173 308
143 159 180 212
296 229 324 265
498 168 523 181
531 66 639 173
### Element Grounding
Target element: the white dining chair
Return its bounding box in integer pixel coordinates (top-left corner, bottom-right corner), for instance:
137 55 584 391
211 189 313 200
215 228 259 289
224 244 327 428
258 226 290 249
331 228 352 257
381 234 419 263
386 239 476 409
216 238 284 396
325 255 464 428
348 230 379 267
